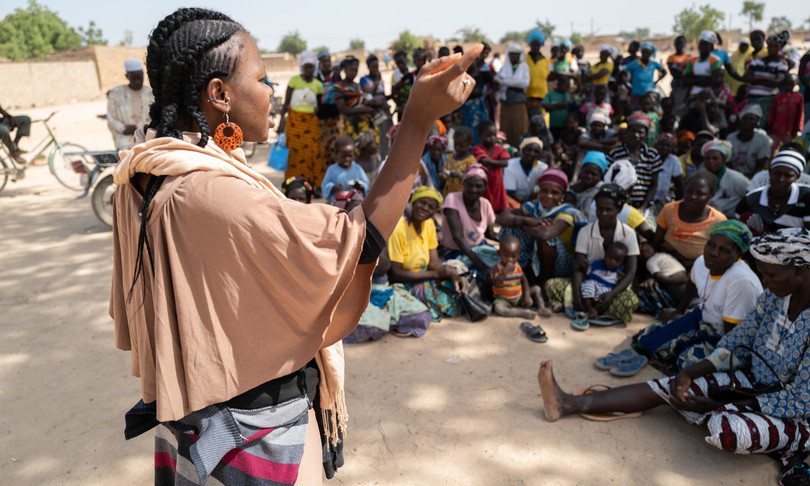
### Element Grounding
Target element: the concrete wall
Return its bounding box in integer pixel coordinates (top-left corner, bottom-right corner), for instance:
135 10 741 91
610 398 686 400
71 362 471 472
1 59 100 109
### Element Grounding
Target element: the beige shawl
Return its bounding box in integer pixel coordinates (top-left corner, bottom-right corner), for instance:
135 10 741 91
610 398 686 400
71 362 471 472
110 129 371 446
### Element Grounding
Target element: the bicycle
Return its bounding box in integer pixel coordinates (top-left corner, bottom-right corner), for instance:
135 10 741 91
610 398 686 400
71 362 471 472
0 111 97 194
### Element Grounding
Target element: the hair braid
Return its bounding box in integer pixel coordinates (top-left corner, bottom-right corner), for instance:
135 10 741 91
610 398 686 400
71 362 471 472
127 175 167 302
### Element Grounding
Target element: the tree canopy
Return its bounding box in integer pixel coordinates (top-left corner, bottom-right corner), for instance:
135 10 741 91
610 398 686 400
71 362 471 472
349 38 365 50
455 26 490 44
78 20 107 46
0 0 83 61
767 16 792 32
277 31 306 56
617 27 651 40
740 1 764 31
673 4 725 41
392 30 423 56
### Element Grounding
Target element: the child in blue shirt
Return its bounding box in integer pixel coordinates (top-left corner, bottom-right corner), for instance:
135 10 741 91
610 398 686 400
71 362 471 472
322 135 370 203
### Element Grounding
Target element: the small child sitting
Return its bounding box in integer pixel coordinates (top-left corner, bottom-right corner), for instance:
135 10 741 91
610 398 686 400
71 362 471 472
581 241 628 319
491 236 551 319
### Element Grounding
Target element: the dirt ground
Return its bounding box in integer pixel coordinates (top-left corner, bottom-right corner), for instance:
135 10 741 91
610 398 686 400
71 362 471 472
0 100 778 485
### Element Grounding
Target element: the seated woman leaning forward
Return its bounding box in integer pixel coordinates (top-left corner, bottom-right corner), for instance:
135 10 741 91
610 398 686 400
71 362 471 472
538 228 810 486
545 184 640 326
387 186 463 320
653 171 727 269
496 168 587 286
440 164 499 272
634 220 762 372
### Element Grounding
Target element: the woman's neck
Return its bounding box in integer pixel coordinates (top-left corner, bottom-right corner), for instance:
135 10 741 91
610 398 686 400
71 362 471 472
679 202 707 221
788 285 810 321
768 185 791 204
599 219 617 233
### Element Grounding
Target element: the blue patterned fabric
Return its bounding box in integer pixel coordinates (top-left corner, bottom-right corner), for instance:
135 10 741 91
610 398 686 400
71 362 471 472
715 291 810 419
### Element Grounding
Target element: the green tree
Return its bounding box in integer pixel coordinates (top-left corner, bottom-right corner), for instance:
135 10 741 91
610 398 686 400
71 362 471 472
0 0 82 61
533 19 555 41
499 31 525 44
673 4 725 41
617 27 651 39
392 30 423 56
570 32 583 45
77 20 107 46
349 38 365 50
456 25 490 44
740 1 764 31
767 16 792 32
311 45 329 55
277 31 306 56
118 29 133 47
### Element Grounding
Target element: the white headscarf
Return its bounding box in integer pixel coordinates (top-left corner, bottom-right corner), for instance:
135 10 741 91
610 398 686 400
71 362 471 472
298 50 317 68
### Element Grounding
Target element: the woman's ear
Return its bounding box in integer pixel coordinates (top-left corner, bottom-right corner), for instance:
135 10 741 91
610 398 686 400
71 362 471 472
203 78 229 114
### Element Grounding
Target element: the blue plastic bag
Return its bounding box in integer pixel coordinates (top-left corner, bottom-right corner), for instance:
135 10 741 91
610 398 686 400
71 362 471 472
267 134 288 171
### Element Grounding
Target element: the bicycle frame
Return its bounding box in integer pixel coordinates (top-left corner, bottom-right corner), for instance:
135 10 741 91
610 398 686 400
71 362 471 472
0 111 59 170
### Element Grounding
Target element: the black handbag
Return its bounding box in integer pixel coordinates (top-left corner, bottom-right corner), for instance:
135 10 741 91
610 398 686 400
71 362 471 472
458 271 492 322
707 345 787 402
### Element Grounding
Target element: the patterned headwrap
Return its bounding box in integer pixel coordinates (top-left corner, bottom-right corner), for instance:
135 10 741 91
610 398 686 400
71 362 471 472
519 136 543 151
593 183 630 207
699 31 719 44
677 130 696 143
536 168 569 192
462 163 488 183
298 50 317 68
582 151 609 174
750 228 810 268
340 55 359 69
639 41 657 57
527 30 546 46
656 132 676 143
627 112 652 130
426 135 448 150
700 139 733 161
770 149 807 176
410 186 444 206
710 220 753 253
588 112 610 127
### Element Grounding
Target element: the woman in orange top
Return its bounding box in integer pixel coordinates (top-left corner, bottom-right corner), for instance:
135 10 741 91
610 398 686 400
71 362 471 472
653 172 726 269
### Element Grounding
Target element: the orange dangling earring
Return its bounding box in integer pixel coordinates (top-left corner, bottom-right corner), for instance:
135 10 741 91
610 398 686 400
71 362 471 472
213 113 243 151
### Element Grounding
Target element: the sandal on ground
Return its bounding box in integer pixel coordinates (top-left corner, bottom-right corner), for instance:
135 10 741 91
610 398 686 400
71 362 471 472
779 452 810 486
610 355 649 377
594 349 636 370
520 321 548 343
589 315 623 326
571 313 589 331
573 385 644 421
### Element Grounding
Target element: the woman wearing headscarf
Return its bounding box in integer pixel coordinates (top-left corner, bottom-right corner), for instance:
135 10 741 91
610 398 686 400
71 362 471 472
388 186 463 320
278 50 326 185
335 55 378 143
315 50 343 168
637 220 761 369
546 184 640 325
537 228 810 486
503 137 548 203
498 43 531 147
441 164 499 272
526 30 550 119
354 128 381 183
497 169 586 286
551 39 576 77
569 151 607 214
457 44 498 146
360 54 393 156
699 139 750 218
736 149 810 236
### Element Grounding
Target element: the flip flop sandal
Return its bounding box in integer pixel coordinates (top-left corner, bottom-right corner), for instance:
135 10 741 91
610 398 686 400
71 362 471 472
589 315 623 326
610 355 649 377
571 317 590 331
594 349 637 370
520 321 548 343
573 385 644 421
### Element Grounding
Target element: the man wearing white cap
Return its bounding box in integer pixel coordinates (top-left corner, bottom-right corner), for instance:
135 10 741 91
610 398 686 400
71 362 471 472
106 59 153 150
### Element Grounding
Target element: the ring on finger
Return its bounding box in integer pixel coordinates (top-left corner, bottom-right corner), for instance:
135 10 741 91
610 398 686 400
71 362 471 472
462 78 472 86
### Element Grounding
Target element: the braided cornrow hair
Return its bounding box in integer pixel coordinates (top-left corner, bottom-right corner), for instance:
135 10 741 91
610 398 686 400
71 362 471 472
128 9 245 301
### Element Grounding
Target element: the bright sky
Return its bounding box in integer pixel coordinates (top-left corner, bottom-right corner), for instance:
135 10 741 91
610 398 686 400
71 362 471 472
2 0 806 52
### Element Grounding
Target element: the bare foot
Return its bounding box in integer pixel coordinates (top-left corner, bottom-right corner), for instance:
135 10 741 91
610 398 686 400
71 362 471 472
537 360 575 422
551 303 564 313
537 306 552 318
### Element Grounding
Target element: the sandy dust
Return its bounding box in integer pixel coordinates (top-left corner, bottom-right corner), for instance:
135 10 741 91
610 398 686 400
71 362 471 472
0 100 777 485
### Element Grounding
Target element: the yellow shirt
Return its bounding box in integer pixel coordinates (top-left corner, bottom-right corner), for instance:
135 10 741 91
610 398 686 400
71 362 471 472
526 56 550 99
589 60 613 85
388 216 438 272
727 49 753 96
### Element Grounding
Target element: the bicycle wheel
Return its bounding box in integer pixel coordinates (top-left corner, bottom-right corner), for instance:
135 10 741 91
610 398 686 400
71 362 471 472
91 174 116 228
0 157 9 193
49 142 93 191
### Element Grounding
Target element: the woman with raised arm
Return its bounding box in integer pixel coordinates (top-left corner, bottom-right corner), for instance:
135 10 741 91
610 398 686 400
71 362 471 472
109 8 480 484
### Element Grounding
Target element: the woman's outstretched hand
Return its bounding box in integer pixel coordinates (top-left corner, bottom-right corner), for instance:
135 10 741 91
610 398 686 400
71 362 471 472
404 45 483 123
